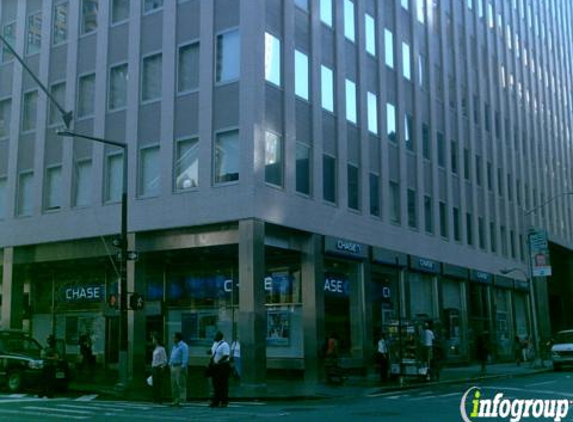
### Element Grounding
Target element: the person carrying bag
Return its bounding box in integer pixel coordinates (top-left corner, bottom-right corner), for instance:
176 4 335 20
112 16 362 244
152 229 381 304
208 331 230 408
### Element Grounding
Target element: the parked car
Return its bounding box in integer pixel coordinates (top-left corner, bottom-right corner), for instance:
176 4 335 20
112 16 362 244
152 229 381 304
551 329 573 371
0 330 70 393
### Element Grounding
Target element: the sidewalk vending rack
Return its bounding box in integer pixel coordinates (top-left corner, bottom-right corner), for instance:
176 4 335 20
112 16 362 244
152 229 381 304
385 320 430 380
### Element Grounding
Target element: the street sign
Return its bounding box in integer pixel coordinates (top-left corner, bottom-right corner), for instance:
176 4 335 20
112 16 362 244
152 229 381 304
528 229 552 277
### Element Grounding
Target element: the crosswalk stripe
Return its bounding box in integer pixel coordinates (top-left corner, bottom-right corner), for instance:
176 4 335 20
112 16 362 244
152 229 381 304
25 406 94 415
0 408 89 420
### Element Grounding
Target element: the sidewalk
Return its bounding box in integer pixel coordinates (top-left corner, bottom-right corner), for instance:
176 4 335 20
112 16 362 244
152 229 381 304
69 361 552 402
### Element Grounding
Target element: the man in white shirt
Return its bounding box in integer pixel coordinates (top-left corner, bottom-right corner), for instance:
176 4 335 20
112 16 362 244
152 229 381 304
376 333 389 381
209 331 230 408
423 323 435 366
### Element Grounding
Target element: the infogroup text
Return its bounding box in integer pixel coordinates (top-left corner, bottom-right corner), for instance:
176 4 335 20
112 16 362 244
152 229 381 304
460 387 570 422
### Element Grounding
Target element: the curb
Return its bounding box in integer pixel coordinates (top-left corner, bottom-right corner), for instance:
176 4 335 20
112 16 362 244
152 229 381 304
69 367 552 403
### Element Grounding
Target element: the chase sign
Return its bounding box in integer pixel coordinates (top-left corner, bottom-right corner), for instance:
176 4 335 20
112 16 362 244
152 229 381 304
324 237 368 259
62 284 105 303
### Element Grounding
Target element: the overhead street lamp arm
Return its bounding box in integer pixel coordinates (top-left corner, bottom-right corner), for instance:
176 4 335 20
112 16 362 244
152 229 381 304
57 131 127 149
0 33 72 129
524 191 573 217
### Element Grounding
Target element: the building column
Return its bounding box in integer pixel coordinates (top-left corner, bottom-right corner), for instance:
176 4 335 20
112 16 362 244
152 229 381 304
459 281 470 360
361 261 373 371
127 233 146 385
1 248 24 330
238 219 266 385
302 234 324 383
533 277 551 344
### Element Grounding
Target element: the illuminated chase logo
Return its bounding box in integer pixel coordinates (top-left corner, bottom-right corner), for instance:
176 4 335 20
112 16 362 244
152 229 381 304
460 387 570 422
63 284 105 302
324 274 350 295
336 240 363 255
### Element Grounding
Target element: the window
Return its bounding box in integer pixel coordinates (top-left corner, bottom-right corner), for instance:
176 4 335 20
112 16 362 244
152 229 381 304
111 0 129 23
347 164 359 210
320 0 333 26
466 213 473 245
109 64 128 110
143 0 163 13
384 29 394 68
389 181 400 224
321 65 334 112
294 0 308 10
49 82 65 125
296 142 311 195
453 207 461 241
497 167 503 196
2 22 16 62
294 50 309 100
401 0 409 10
214 130 239 184
386 103 397 143
17 171 34 217
451 140 458 174
22 91 38 132
422 123 430 159
402 43 411 80
178 43 199 93
404 114 414 151
418 54 427 89
478 217 485 249
369 173 380 216
142 54 162 102
138 146 160 197
265 132 283 187
0 99 11 139
439 201 448 237
345 79 357 124
81 0 98 35
367 92 378 134
463 148 470 180
437 132 445 167
343 0 355 42
424 195 433 233
105 152 123 202
265 33 281 87
78 74 95 118
175 138 199 191
73 159 92 207
490 222 496 252
53 2 68 45
487 162 493 190
323 155 336 203
416 0 425 23
216 29 240 83
475 155 482 186
407 189 417 228
365 14 376 56
0 177 6 219
26 13 42 56
44 166 62 211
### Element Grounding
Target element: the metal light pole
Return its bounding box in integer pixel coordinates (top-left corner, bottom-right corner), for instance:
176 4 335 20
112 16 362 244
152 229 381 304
57 130 129 387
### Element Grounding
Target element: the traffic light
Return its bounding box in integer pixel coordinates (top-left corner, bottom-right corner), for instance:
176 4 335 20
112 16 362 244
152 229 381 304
129 293 144 310
109 293 118 309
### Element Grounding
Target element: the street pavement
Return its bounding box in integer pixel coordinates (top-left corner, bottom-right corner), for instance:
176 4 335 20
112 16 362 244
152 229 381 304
1 369 572 421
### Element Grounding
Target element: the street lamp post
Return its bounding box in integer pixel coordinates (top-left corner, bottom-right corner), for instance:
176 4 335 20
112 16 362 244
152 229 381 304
57 130 129 387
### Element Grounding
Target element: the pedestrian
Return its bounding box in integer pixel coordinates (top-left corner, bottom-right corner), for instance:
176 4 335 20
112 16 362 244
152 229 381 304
422 322 435 367
324 332 341 383
476 333 489 374
79 332 95 376
169 332 189 407
375 333 389 382
151 335 168 404
39 334 59 398
230 337 241 380
209 331 231 408
513 336 522 366
431 331 445 381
